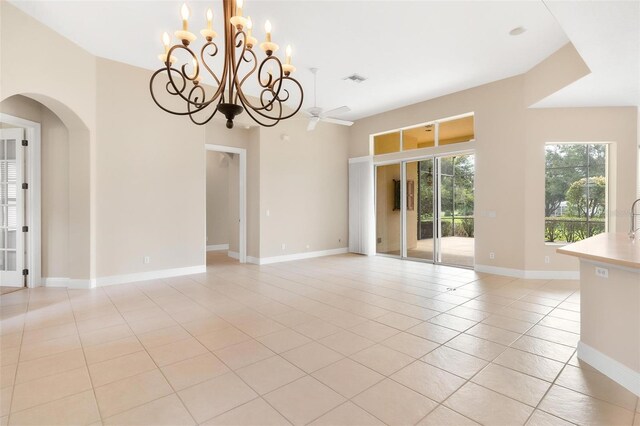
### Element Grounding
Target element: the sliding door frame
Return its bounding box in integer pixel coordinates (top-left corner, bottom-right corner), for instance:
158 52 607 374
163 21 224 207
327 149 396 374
373 148 475 268
374 161 402 259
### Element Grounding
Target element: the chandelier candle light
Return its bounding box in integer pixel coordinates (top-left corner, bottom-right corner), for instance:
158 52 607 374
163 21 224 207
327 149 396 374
150 0 304 128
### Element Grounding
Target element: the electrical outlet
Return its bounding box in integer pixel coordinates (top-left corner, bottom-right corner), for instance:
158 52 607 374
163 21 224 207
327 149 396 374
544 256 550 264
489 252 495 260
306 244 310 249
377 237 382 244
281 243 286 251
143 256 150 264
266 209 270 217
595 267 608 278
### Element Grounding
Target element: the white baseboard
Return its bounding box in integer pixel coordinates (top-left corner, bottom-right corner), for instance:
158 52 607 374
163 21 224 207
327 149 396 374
227 251 240 260
95 265 206 287
475 264 579 280
42 278 94 289
577 341 640 397
207 244 229 251
251 247 349 265
523 269 579 279
43 265 206 289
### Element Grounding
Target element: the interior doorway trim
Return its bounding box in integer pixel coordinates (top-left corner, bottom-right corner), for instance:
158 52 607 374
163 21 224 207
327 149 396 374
205 144 247 264
0 113 41 287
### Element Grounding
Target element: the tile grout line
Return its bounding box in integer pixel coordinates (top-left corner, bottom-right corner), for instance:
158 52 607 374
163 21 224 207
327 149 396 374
100 285 200 425
409 285 579 425
178 260 584 425
4 287 30 425
189 260 592 425
64 287 105 424
7 256 628 425
6 290 98 421
157 277 308 426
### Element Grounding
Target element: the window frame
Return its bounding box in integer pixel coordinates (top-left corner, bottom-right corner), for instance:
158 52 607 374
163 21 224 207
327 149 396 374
544 142 610 246
369 112 475 157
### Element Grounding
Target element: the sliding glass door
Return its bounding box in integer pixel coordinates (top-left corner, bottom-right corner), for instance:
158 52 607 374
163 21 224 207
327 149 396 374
404 159 435 262
437 154 475 267
375 153 475 268
375 163 401 256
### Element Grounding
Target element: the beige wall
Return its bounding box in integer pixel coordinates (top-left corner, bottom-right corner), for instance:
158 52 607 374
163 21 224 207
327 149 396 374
1 2 94 280
3 2 637 280
352 75 529 270
95 58 206 276
0 95 70 278
204 150 240 252
258 120 350 258
227 154 240 253
2 2 350 278
203 123 260 258
206 151 229 246
524 107 638 271
349 45 638 273
524 43 590 107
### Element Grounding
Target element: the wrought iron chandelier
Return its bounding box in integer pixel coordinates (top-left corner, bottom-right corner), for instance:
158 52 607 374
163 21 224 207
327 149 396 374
150 0 304 129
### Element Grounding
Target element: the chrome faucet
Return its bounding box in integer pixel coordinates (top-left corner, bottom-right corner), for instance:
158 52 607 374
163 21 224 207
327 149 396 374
630 198 640 239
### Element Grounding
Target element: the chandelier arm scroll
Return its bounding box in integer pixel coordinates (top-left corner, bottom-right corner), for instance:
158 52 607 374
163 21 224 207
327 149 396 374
149 0 304 128
199 41 222 89
233 48 258 105
166 44 201 102
186 85 221 125
150 68 200 116
198 40 227 106
237 93 282 127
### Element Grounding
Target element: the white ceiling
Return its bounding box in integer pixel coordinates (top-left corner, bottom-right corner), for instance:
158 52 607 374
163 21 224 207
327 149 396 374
534 0 640 108
9 0 632 120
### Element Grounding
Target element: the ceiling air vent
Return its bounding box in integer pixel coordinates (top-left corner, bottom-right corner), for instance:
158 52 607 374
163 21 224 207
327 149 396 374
343 74 367 83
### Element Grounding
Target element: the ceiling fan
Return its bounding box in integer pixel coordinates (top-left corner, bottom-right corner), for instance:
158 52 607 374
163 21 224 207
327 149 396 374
304 68 354 131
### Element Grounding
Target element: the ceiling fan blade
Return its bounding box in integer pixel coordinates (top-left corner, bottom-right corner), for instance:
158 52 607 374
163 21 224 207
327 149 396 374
320 106 350 118
307 118 319 131
321 117 354 127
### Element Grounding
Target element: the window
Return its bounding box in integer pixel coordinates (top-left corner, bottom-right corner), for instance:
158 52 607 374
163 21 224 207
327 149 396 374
372 114 475 156
373 132 401 155
545 143 608 243
438 116 475 145
402 124 435 150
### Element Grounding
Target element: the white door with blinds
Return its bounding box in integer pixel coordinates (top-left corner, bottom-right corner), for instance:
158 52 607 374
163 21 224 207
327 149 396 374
348 157 375 255
0 128 24 287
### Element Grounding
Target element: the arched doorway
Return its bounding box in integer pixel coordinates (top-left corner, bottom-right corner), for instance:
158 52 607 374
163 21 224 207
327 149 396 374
0 94 91 288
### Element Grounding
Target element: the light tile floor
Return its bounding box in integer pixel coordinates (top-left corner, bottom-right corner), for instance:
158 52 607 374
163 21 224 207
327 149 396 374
1 252 639 425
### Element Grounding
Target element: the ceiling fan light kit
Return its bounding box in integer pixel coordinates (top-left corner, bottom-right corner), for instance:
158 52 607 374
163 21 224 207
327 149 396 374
149 0 304 129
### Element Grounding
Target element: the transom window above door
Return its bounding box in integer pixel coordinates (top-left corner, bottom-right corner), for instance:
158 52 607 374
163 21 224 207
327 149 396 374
372 114 475 156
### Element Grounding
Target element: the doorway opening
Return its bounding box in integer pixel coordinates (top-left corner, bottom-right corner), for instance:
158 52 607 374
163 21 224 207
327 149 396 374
0 114 41 288
376 152 475 268
205 144 246 265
